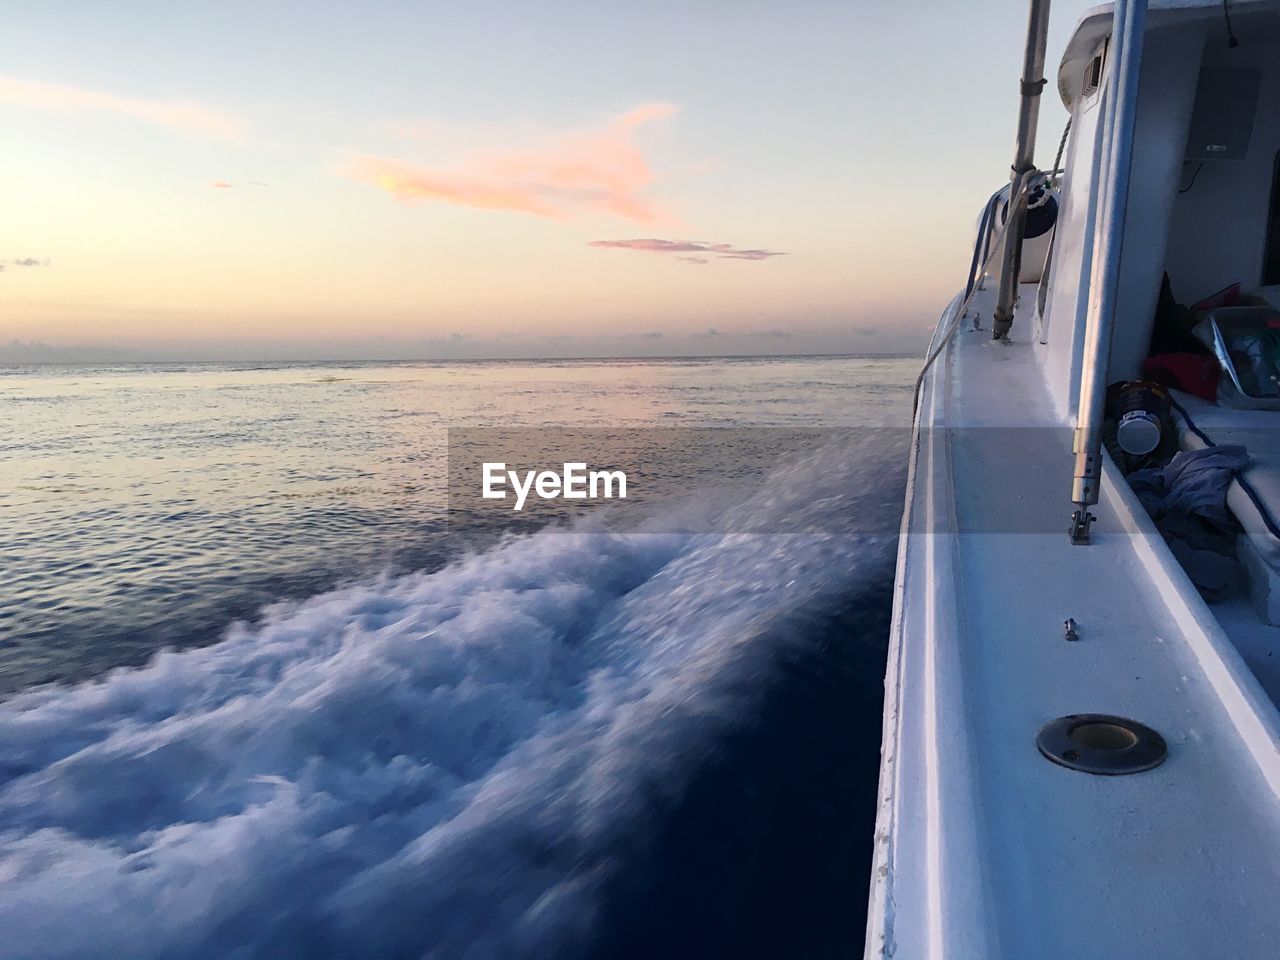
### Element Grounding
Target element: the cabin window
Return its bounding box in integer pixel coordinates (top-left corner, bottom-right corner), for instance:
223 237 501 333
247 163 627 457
1266 151 1280 287
1083 53 1103 97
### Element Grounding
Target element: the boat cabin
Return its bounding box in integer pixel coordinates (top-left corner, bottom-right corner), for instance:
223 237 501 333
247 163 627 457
1041 0 1280 699
1042 0 1280 412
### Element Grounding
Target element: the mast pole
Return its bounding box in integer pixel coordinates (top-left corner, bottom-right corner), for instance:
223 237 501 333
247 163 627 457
991 0 1053 341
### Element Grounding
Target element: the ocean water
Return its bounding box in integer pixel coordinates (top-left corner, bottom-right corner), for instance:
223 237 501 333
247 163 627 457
0 355 915 959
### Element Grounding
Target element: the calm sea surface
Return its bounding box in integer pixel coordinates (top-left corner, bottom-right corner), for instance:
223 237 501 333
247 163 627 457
0 355 915 959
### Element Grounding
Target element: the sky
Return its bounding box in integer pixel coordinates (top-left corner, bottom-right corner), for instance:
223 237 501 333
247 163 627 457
0 0 1098 360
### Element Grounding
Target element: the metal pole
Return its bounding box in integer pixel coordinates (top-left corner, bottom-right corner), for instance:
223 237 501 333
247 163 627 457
1070 0 1148 544
991 0 1053 341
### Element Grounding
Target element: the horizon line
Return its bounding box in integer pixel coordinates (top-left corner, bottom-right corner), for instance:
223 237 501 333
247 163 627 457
0 349 922 366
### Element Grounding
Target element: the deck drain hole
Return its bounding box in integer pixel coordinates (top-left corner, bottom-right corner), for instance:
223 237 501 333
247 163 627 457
1070 722 1138 751
1037 714 1167 775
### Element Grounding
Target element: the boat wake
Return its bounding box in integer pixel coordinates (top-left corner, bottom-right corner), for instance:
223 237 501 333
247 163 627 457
0 433 906 959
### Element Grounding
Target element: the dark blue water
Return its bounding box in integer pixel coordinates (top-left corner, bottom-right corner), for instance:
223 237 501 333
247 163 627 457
587 583 895 960
0 356 911 959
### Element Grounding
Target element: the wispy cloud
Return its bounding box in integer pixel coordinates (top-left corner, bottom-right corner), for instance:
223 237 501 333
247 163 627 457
345 103 678 223
1 257 50 273
589 238 787 262
210 180 234 189
0 74 245 139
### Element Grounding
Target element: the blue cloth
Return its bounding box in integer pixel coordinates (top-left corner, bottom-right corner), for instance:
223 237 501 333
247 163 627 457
1128 444 1249 598
1128 444 1250 524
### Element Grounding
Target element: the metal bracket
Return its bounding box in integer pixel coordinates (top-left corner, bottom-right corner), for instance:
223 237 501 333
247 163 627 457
1069 509 1095 544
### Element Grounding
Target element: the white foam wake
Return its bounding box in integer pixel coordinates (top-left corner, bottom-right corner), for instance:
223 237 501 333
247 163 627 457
0 435 905 959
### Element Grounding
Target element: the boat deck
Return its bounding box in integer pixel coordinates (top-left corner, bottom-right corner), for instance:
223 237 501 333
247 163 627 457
867 286 1280 959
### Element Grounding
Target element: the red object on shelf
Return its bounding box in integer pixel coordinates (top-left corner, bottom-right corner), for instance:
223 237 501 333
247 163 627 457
1143 353 1221 402
1191 282 1241 313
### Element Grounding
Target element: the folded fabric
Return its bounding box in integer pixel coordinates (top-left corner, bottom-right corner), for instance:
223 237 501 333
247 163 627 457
1127 444 1249 600
1128 444 1250 523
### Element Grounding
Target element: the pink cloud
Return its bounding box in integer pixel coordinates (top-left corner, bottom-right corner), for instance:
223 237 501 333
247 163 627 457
589 238 787 262
345 103 679 223
210 180 233 189
0 74 245 139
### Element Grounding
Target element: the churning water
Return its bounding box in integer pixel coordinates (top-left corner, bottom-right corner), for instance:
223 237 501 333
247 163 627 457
0 356 914 959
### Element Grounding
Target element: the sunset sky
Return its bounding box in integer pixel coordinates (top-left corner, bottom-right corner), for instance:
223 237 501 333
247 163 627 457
1 0 1095 360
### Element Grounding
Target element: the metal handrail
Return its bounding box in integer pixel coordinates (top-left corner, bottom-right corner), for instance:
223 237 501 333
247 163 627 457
913 186 1007 416
967 188 1006 302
